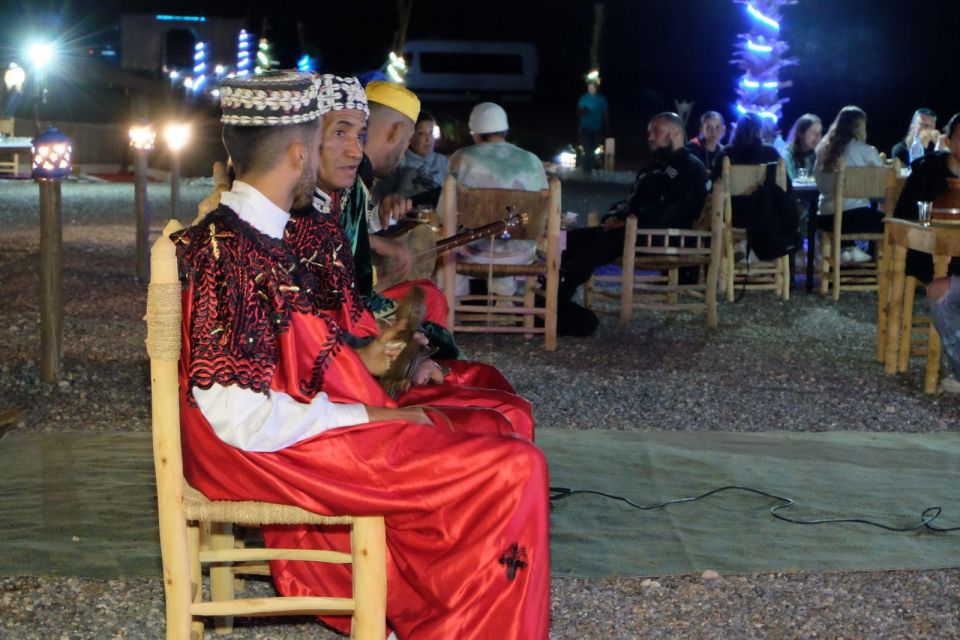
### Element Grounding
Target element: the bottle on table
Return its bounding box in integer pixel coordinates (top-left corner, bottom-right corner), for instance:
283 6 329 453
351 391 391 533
908 133 925 165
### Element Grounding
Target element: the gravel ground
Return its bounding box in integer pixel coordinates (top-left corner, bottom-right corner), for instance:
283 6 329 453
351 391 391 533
1 179 958 639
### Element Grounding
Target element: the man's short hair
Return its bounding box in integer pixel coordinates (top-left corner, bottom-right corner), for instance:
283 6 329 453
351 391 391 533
417 110 437 125
651 112 686 142
222 122 316 177
913 108 937 123
700 111 724 126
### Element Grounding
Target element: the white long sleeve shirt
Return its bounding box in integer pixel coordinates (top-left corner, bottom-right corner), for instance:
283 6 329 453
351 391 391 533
191 181 369 452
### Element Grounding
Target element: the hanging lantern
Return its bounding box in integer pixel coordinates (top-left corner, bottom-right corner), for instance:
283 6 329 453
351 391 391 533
32 127 73 180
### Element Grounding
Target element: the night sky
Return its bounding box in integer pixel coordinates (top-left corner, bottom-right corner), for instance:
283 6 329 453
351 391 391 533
4 0 960 159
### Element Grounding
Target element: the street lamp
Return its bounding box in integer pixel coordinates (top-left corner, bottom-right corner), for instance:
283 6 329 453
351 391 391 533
164 123 190 222
27 41 55 131
130 123 156 280
32 126 72 382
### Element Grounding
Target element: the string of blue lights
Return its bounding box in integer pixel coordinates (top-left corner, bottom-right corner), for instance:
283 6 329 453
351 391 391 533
732 0 798 125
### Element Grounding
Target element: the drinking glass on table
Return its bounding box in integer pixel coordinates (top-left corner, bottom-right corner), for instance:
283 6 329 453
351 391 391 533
917 201 933 227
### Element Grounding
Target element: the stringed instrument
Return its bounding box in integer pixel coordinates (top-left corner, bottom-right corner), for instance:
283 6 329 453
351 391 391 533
372 210 528 292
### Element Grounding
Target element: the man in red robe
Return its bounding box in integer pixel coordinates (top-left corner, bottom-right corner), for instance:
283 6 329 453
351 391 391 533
175 70 550 640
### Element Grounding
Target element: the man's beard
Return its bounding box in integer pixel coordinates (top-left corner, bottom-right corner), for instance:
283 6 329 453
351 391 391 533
291 161 316 209
651 145 674 162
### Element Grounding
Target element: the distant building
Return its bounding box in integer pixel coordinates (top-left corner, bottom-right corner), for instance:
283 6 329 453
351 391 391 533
120 14 244 76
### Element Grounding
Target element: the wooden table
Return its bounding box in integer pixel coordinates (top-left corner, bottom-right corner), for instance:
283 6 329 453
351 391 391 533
880 218 960 393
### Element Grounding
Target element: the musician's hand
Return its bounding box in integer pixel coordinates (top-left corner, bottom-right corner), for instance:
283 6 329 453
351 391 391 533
602 216 626 230
920 128 941 149
194 161 232 225
379 194 412 228
366 405 432 425
356 318 408 377
412 359 445 386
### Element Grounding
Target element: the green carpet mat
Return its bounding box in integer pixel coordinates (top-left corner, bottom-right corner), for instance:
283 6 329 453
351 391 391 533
0 429 958 579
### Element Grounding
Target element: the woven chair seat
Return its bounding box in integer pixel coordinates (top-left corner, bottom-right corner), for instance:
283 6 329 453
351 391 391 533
633 255 711 268
454 261 546 277
183 483 354 526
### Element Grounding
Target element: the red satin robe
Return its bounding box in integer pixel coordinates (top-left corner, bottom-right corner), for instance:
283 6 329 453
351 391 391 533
174 208 550 639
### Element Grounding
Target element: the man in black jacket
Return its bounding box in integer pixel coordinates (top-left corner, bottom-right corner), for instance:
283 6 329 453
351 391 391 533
555 112 708 334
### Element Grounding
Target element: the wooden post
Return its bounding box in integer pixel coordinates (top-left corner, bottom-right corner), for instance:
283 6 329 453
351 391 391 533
135 149 151 281
39 179 63 382
170 152 181 223
603 137 615 171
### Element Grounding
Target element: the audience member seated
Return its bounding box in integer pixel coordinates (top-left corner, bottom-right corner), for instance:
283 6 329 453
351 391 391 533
556 112 708 335
891 108 940 167
894 112 960 283
443 101 548 300
686 110 726 179
372 110 448 207
713 112 782 228
813 105 884 264
783 113 822 181
927 276 960 394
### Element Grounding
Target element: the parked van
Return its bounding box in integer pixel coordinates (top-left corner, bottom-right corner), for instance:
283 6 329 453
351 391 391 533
402 40 537 102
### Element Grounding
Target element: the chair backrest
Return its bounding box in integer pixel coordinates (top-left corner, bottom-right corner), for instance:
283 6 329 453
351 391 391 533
0 118 14 136
836 158 891 200
450 179 557 241
722 157 787 197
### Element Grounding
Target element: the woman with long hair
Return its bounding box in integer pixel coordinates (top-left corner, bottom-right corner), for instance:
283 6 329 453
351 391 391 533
784 113 821 181
813 105 884 263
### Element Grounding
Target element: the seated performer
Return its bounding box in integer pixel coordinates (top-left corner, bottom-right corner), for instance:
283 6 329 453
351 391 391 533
176 70 550 640
314 77 455 354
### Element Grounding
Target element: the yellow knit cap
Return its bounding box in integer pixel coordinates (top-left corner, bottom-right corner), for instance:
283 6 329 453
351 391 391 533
365 81 421 123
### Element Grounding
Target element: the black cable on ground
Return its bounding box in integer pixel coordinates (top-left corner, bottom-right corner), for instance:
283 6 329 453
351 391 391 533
548 485 960 533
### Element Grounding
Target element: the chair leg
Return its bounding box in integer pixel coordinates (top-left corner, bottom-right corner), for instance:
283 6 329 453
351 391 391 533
781 256 790 301
351 517 387 640
819 234 831 296
187 521 204 640
583 275 594 309
619 217 638 327
897 276 917 372
523 277 535 338
877 231 893 362
666 268 679 321
209 522 236 635
832 235 842 302
725 234 736 303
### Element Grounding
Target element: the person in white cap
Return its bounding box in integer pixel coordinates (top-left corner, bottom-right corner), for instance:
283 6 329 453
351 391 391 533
443 102 549 298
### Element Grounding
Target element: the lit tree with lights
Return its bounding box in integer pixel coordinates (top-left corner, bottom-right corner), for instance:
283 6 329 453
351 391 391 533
731 0 798 129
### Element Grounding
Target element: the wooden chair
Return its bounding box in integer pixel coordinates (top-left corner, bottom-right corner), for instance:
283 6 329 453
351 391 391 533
147 219 387 639
439 175 561 351
820 158 901 301
0 118 18 176
719 157 791 302
584 193 722 328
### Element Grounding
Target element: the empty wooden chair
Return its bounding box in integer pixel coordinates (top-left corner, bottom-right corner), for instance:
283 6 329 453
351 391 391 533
820 158 901 300
439 175 561 350
719 157 791 301
147 219 386 639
